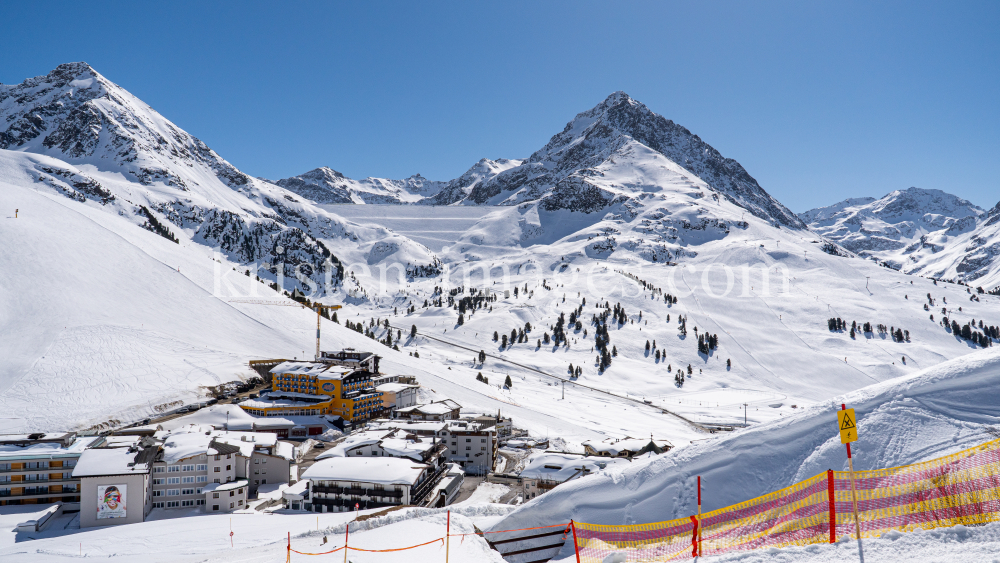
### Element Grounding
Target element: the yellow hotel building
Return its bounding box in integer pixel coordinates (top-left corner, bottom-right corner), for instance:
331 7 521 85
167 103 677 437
239 351 384 423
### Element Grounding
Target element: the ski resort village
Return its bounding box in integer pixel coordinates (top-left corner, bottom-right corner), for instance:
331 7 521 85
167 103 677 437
2 6 1000 561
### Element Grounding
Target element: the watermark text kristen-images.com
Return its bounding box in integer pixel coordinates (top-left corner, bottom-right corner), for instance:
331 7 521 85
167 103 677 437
213 252 791 301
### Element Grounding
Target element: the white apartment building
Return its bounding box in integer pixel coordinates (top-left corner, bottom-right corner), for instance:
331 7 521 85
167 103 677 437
151 434 243 510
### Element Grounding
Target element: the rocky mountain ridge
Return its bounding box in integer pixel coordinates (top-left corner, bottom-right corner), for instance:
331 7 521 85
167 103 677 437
0 63 441 294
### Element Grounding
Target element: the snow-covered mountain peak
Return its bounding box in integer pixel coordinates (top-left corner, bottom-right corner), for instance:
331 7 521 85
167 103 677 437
800 186 991 281
1 63 443 295
275 167 447 205
801 187 984 257
461 92 804 231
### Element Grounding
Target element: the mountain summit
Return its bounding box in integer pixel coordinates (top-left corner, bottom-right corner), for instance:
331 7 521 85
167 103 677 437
460 92 804 228
0 62 251 190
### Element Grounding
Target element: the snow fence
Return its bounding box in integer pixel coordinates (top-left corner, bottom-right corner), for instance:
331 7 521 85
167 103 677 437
572 436 1000 561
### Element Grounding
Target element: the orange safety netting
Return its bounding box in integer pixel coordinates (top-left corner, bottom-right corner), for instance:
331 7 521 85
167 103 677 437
573 437 1000 561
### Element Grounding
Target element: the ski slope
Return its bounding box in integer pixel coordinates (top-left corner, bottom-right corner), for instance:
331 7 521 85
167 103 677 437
489 346 1000 557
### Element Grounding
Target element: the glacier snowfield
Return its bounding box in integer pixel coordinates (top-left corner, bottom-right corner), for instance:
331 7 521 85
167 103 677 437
322 204 501 251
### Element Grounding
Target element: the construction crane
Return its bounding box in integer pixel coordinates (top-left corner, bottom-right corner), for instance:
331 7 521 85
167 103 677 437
229 298 342 360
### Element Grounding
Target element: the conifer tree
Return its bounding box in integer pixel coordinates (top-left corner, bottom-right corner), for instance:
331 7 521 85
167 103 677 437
504 375 513 388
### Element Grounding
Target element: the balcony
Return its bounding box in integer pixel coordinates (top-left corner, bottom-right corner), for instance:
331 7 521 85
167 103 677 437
311 485 403 498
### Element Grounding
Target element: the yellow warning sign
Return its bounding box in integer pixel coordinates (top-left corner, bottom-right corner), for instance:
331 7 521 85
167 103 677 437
838 408 858 444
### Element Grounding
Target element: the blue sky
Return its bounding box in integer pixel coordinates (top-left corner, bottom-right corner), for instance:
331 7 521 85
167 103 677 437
1 1 998 211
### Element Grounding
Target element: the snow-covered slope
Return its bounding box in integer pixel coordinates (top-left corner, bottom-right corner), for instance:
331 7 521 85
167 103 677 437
800 187 984 270
0 63 441 293
491 347 1000 542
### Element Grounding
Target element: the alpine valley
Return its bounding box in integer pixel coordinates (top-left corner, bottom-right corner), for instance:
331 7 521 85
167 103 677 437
3 64 1000 560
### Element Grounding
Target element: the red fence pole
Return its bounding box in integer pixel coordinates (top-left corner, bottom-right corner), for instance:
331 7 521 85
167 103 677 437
344 524 349 563
570 520 582 563
689 515 699 558
286 532 290 563
697 475 703 556
827 469 836 543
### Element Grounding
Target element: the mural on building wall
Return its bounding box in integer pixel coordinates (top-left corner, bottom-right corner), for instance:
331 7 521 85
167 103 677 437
97 484 127 519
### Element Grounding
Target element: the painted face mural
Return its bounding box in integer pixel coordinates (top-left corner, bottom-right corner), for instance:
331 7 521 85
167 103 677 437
103 486 121 510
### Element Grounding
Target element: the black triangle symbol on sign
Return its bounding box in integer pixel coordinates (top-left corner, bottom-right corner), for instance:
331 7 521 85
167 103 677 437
841 412 856 430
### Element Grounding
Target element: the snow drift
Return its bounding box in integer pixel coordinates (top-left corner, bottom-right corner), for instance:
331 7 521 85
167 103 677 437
491 347 1000 541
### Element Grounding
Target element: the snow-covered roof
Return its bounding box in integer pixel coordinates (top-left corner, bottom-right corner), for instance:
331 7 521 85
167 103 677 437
302 457 428 486
274 442 295 460
519 452 630 482
240 395 329 409
282 479 309 499
0 436 99 460
160 432 242 463
316 430 437 462
366 420 447 434
102 436 143 448
270 361 355 380
201 479 249 493
256 482 288 501
376 383 419 394
73 447 156 477
160 405 257 431
582 437 671 456
397 404 451 415
316 430 394 459
210 430 278 447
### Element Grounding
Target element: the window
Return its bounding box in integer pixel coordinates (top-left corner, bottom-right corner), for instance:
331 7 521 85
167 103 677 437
153 490 162 497
182 465 195 472
227 454 232 459
238 499 243 506
213 504 220 511
466 439 471 442
254 480 259 485
167 501 179 508
230 490 235 497
182 476 195 484
197 476 207 483
182 488 195 495
153 478 164 485
167 489 180 496
254 469 259 475
153 502 164 508
168 466 180 473
214 455 220 461
167 477 180 485
197 499 205 505
226 465 232 471
213 492 220 499
481 439 486 443
154 467 165 473
196 487 203 494
182 500 195 507
197 464 207 471
214 467 221 473
262 458 267 464
230 502 234 509
466 446 471 450
214 478 220 484
261 479 266 484
254 459 259 465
